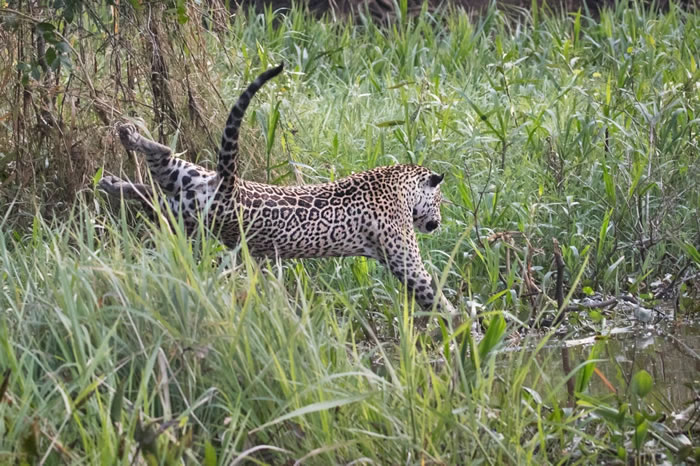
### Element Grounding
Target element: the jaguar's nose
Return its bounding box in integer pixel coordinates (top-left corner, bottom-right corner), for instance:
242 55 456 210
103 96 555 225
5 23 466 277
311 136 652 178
425 220 438 232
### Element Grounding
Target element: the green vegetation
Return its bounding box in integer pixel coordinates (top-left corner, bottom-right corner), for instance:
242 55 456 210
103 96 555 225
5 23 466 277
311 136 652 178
1 0 698 463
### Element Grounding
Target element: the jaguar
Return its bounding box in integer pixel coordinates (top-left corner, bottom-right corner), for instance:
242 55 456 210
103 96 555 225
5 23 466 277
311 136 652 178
99 64 457 318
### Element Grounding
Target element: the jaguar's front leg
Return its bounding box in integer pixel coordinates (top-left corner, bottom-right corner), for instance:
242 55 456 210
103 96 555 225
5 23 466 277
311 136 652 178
376 229 458 327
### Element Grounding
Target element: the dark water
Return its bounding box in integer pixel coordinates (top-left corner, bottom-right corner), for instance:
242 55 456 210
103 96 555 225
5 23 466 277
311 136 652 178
597 324 700 411
531 318 700 428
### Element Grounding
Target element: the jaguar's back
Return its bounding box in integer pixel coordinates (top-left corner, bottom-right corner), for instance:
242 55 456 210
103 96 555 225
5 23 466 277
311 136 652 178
218 165 438 260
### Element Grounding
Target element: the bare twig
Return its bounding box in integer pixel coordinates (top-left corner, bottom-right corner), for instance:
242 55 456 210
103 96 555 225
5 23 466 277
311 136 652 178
0 368 10 403
552 238 574 407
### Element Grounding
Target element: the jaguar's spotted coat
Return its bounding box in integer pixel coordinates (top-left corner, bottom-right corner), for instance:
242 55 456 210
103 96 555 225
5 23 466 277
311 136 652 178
99 64 456 317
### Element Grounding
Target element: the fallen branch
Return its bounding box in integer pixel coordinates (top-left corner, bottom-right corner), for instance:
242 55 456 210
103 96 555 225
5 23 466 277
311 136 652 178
565 298 618 311
666 332 700 363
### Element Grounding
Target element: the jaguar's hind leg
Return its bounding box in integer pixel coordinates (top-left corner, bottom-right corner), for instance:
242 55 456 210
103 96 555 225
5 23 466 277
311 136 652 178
98 175 155 201
117 123 212 196
117 123 178 191
97 174 159 222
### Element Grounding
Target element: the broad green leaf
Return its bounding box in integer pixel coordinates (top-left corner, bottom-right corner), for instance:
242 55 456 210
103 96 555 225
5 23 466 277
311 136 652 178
617 446 626 460
45 47 57 68
110 379 125 424
376 119 405 128
681 242 700 265
575 342 602 393
633 419 648 450
630 370 653 398
92 167 103 188
204 440 217 466
478 313 506 362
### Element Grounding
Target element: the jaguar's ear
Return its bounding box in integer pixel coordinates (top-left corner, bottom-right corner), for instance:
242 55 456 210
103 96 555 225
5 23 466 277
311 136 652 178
427 173 444 188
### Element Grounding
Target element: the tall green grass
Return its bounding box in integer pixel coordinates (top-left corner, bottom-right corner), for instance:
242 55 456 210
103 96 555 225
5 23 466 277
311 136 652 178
1 1 698 463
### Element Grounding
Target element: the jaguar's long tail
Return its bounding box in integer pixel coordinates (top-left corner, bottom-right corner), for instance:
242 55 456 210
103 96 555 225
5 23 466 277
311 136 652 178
216 63 284 193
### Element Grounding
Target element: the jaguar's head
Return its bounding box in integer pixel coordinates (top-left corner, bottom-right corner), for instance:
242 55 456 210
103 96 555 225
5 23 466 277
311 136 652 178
412 172 444 234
